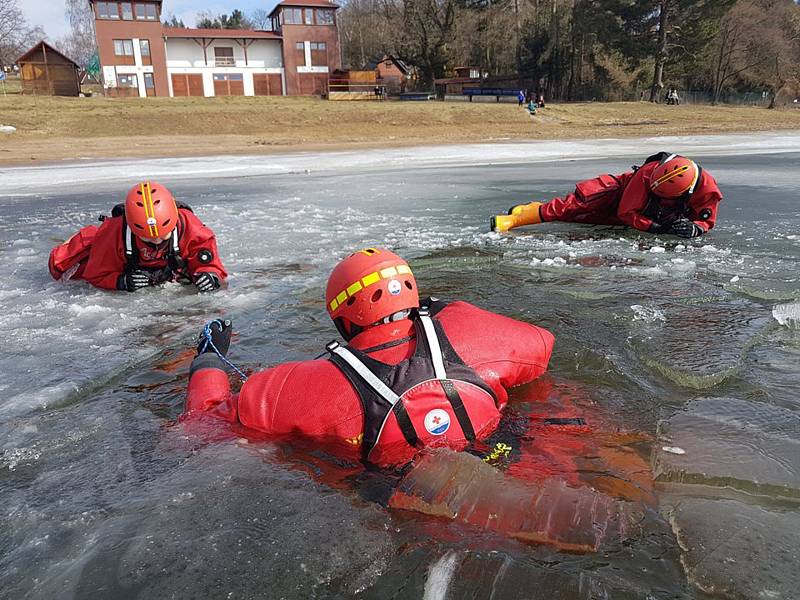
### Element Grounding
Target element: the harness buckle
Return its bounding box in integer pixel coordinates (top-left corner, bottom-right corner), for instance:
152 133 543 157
325 340 340 354
418 306 430 317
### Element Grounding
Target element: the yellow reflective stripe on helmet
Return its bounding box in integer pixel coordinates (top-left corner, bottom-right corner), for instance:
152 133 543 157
329 262 414 314
361 271 380 287
141 182 159 238
652 164 690 188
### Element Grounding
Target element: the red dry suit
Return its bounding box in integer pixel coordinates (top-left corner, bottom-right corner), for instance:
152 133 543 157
185 299 555 467
48 206 227 289
540 157 723 234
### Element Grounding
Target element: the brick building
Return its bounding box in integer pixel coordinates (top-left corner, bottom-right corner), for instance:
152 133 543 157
89 0 340 98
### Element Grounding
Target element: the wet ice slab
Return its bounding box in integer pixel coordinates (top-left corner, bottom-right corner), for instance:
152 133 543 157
390 448 641 552
654 397 800 499
628 300 770 389
665 497 800 600
655 398 800 599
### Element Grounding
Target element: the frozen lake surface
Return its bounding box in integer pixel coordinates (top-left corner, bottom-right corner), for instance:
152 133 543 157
1 134 799 599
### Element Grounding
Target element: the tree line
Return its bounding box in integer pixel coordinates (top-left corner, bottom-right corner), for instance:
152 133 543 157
339 0 800 103
3 0 797 104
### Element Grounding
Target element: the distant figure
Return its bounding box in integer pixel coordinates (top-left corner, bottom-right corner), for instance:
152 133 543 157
665 89 680 105
527 99 537 115
491 152 723 238
518 90 525 107
538 94 545 108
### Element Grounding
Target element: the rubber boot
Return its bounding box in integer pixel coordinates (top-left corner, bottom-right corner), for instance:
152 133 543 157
490 202 543 232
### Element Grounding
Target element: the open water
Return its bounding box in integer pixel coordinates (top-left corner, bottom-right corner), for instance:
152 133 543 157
1 135 799 599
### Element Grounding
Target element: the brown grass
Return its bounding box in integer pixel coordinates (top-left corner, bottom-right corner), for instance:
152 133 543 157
1 94 800 165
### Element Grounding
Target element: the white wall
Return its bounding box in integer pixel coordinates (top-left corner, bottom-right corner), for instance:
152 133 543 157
165 37 285 97
165 38 282 69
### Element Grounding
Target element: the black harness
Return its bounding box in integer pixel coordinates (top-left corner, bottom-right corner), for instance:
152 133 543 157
326 299 497 461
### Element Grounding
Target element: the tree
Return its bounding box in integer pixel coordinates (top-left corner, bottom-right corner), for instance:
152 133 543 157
0 0 44 66
249 8 272 30
58 0 97 68
338 0 393 68
197 9 253 29
163 14 186 28
698 0 800 104
382 0 457 87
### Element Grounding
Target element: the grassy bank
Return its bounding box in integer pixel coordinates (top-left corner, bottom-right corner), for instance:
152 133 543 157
2 94 799 165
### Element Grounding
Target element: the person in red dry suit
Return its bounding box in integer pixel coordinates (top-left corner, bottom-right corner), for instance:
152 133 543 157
185 248 555 467
491 152 722 238
48 181 227 292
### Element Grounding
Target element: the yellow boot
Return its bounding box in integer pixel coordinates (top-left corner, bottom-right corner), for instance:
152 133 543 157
490 202 543 232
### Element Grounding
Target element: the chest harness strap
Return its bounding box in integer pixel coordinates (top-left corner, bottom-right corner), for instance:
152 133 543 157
326 341 419 448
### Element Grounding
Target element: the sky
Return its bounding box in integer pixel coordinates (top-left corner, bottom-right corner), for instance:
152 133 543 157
18 0 282 39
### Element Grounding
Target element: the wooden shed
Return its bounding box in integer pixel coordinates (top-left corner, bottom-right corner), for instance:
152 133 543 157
17 41 80 97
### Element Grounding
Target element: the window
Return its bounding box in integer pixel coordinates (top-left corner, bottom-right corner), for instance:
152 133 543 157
97 2 119 19
213 73 243 81
295 41 306 67
214 47 235 66
283 8 302 24
310 42 327 66
135 2 157 20
139 39 151 65
117 74 138 88
143 73 154 88
121 2 133 19
304 8 314 24
113 39 134 56
316 9 334 25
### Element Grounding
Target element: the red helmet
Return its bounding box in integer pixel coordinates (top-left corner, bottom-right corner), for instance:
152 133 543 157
124 181 180 240
649 155 700 199
326 248 419 340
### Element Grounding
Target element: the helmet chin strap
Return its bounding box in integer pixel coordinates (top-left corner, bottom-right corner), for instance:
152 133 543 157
379 309 412 325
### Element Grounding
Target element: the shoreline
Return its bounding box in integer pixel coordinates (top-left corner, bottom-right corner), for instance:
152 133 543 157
4 130 799 196
2 98 800 167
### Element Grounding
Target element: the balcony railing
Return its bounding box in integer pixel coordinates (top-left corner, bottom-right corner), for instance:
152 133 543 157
214 57 236 66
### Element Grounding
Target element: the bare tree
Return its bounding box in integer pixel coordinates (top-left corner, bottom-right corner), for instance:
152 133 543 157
58 0 97 67
249 8 272 30
0 0 44 65
382 0 457 87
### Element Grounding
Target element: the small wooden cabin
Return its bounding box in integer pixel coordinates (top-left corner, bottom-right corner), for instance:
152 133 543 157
17 41 80 97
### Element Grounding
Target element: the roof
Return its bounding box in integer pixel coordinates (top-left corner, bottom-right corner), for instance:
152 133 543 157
375 55 410 74
269 0 339 17
163 27 281 39
16 41 80 67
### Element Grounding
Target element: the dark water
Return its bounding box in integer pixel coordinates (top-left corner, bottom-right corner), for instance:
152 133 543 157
1 145 799 599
